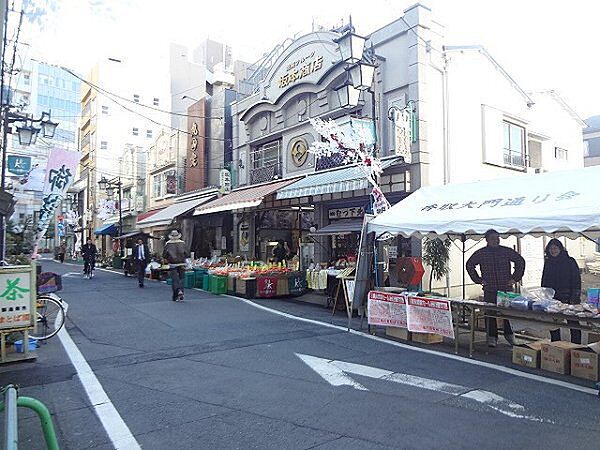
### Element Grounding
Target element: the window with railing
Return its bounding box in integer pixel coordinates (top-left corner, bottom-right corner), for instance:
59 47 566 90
503 121 525 168
81 132 90 149
250 140 282 184
555 147 568 160
152 170 177 198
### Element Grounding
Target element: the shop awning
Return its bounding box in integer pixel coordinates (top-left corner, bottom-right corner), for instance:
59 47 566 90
137 195 216 228
310 219 364 236
114 231 160 240
276 156 404 200
136 209 162 223
102 213 133 225
94 223 117 236
368 166 600 238
194 178 299 216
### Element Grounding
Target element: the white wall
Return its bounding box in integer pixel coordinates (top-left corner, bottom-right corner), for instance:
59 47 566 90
93 56 171 183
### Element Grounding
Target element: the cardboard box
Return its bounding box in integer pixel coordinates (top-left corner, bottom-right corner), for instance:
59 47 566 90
571 343 600 381
541 341 582 375
411 332 444 344
512 340 549 369
587 332 600 344
385 327 410 341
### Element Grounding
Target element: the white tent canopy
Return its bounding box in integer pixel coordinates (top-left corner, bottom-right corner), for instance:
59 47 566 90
368 166 600 238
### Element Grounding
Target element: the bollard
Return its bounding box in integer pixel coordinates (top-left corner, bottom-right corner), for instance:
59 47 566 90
3 385 18 450
0 385 60 450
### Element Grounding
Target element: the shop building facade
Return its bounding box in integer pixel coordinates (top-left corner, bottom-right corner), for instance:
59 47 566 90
196 3 587 293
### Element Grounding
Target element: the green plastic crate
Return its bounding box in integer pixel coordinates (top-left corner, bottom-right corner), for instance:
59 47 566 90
183 271 195 289
203 274 211 291
209 275 227 294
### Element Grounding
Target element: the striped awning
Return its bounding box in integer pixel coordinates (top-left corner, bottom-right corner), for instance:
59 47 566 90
137 195 216 228
276 156 403 200
194 178 299 216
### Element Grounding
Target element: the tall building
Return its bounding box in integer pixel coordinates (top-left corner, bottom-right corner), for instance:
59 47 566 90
76 55 171 248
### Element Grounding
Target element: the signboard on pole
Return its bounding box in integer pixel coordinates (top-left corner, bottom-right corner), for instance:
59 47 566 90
367 290 407 327
219 169 231 194
7 155 31 176
0 265 35 330
406 296 454 338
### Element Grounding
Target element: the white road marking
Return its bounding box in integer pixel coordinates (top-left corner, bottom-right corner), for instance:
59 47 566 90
57 309 141 449
62 272 82 277
224 294 598 396
297 353 552 423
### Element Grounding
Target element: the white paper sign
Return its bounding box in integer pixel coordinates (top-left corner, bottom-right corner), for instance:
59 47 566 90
406 296 454 338
367 290 407 328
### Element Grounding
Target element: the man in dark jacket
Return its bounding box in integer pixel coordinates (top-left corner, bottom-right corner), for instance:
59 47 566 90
81 239 98 278
162 230 188 301
466 229 525 347
134 238 150 288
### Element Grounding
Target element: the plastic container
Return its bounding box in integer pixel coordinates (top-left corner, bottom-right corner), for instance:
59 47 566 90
194 269 206 288
202 274 211 291
14 339 38 353
184 271 195 289
209 275 227 294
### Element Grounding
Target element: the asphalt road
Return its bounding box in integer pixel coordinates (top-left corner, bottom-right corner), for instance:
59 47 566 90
2 260 600 450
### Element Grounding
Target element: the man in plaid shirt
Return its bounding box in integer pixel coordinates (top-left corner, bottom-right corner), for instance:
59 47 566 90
466 229 525 347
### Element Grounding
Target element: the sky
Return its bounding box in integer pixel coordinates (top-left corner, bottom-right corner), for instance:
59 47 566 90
14 0 600 119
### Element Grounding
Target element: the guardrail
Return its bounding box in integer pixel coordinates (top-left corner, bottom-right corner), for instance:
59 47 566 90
1 385 59 450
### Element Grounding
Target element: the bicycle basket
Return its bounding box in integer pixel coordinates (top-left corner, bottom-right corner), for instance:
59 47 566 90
37 272 63 294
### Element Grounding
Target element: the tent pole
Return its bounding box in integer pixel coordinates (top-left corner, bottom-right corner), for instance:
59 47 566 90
461 234 466 300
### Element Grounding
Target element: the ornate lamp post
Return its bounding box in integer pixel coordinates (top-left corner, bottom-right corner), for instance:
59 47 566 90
0 108 59 259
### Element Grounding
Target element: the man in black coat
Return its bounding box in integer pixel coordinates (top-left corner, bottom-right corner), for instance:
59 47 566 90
134 238 150 288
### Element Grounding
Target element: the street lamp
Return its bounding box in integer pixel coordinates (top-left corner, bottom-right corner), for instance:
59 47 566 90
335 80 362 109
335 28 378 137
348 62 376 91
0 108 59 259
98 176 123 257
335 31 367 64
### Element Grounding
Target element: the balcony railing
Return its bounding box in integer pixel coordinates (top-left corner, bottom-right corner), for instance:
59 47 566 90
250 164 281 185
503 151 526 169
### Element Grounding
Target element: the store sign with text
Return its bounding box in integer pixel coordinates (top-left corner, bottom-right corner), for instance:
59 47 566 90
219 168 231 194
328 207 364 220
238 220 250 252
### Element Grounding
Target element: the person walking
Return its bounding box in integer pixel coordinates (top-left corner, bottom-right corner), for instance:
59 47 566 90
134 238 150 288
58 242 66 263
81 239 98 278
541 238 582 344
162 230 188 301
272 240 287 264
466 229 525 347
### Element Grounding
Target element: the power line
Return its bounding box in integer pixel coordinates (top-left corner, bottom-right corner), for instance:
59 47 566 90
60 66 225 120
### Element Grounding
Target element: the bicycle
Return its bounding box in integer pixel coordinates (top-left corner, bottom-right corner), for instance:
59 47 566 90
30 272 67 341
29 293 66 341
83 259 95 279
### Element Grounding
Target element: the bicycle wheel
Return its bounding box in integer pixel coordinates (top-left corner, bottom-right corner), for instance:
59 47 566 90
30 295 65 340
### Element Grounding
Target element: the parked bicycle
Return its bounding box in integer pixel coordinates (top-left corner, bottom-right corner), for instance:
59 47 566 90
30 272 66 341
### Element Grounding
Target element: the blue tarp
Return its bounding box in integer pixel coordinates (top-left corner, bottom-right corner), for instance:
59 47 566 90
94 223 117 236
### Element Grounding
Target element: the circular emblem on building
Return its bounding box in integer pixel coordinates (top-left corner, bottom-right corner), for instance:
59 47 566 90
290 137 309 167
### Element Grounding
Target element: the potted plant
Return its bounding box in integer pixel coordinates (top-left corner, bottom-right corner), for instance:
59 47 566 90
422 237 451 294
